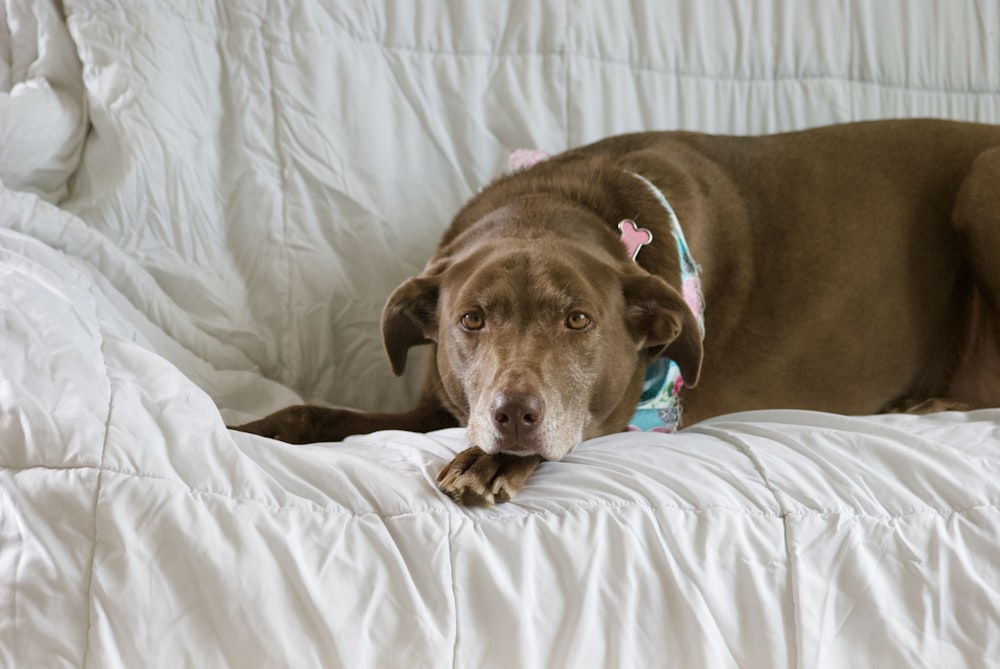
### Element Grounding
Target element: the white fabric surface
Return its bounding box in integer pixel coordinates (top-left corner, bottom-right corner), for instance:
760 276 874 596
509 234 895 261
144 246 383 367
2 2 1000 666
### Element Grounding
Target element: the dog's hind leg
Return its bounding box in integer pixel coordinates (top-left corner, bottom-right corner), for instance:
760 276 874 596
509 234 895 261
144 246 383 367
954 147 1000 311
884 396 986 414
947 145 1000 407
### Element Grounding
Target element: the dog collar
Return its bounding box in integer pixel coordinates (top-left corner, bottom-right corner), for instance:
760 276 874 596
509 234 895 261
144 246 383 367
622 172 705 433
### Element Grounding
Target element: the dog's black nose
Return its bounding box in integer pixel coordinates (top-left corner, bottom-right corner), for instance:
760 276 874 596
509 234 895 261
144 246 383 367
491 391 545 439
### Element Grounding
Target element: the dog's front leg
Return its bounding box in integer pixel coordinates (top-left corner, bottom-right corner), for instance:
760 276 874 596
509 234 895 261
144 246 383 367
231 401 458 444
436 447 542 506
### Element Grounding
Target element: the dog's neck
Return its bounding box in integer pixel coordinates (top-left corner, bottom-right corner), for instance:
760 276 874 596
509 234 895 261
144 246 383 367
622 172 705 432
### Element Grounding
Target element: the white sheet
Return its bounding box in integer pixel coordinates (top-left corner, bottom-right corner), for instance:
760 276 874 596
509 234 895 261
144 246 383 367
2 1 1000 666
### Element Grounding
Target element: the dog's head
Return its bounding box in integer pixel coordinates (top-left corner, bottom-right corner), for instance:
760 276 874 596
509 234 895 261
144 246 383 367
381 202 702 461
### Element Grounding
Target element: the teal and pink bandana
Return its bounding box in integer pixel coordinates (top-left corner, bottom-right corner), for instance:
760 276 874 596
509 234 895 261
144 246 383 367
622 173 705 433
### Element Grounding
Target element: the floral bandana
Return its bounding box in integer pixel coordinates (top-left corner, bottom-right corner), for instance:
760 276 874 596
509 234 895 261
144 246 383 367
622 173 705 433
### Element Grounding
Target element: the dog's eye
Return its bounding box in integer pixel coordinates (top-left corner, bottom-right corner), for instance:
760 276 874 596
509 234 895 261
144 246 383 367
565 312 592 331
460 312 485 331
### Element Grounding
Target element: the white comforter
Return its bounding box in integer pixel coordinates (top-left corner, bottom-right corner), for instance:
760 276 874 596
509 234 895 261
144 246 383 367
2 2 999 667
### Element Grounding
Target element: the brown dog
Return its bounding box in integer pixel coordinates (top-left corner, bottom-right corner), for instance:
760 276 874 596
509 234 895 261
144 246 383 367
235 119 1000 505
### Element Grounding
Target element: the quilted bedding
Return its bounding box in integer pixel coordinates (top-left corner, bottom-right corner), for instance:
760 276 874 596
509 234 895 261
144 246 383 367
2 1 1000 667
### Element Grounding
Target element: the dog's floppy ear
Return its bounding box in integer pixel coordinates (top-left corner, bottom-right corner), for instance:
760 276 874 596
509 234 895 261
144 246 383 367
622 274 704 386
381 274 440 376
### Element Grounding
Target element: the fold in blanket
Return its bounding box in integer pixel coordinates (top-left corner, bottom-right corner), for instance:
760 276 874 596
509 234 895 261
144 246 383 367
0 0 87 202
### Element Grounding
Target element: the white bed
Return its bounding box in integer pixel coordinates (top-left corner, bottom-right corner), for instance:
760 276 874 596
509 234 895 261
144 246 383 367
2 2 999 666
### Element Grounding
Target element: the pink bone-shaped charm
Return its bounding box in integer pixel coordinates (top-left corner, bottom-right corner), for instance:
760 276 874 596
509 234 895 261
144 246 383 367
507 148 550 172
618 219 653 261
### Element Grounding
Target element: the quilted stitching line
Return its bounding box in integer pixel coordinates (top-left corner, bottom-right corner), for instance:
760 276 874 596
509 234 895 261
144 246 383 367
690 424 801 669
260 4 296 382
80 341 115 669
10 461 997 524
446 513 459 669
562 0 572 149
566 56 1000 97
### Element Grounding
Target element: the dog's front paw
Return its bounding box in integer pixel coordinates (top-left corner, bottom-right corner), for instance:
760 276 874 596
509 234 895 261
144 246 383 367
436 447 542 506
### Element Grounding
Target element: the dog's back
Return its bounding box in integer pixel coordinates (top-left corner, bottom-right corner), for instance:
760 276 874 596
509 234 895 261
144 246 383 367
448 119 1000 422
